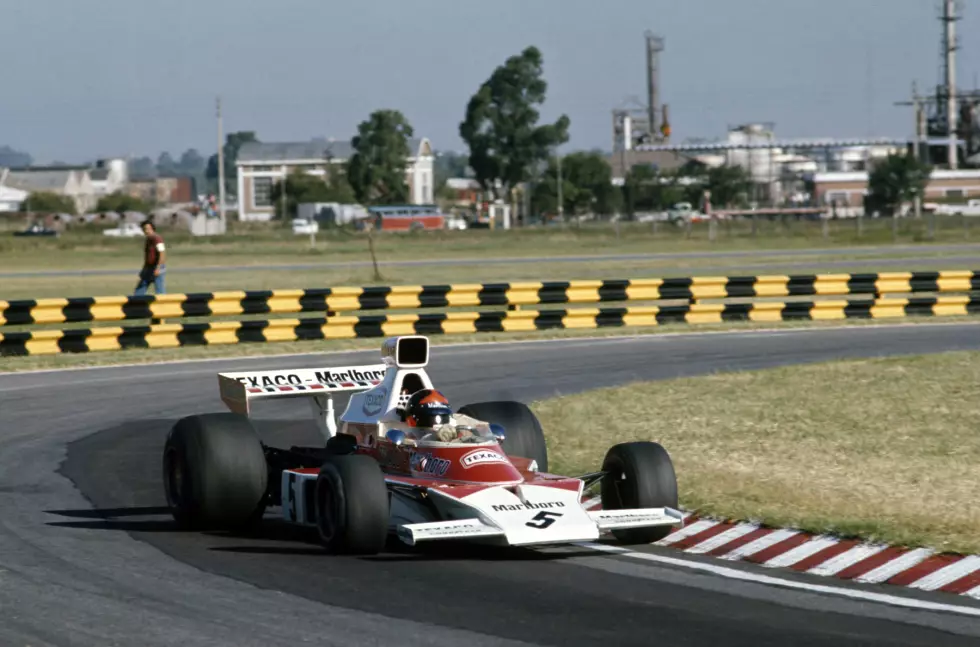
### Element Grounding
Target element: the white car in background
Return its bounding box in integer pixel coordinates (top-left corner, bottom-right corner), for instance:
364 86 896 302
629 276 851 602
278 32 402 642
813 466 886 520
292 218 319 235
444 214 468 230
103 222 143 237
933 199 980 217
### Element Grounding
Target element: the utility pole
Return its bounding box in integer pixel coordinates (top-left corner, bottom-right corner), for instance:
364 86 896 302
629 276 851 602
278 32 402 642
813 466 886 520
942 0 959 169
280 164 288 220
216 97 226 224
913 81 924 221
556 152 564 223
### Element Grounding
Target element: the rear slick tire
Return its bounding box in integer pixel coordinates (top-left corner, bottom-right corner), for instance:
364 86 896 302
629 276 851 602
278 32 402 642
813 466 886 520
314 454 389 554
600 441 678 544
162 413 268 530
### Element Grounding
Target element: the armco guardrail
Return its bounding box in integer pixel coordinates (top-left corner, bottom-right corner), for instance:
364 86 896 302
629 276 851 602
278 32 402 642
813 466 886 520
1 270 979 356
3 270 980 326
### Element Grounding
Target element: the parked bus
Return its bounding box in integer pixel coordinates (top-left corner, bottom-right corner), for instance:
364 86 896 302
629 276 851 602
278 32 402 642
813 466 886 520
367 205 446 231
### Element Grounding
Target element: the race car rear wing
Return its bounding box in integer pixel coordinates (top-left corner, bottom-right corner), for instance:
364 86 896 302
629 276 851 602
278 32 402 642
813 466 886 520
218 364 387 417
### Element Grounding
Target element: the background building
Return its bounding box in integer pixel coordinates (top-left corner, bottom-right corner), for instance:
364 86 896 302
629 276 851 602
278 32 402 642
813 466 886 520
89 158 129 199
814 168 980 213
236 137 435 221
127 176 196 206
0 166 96 213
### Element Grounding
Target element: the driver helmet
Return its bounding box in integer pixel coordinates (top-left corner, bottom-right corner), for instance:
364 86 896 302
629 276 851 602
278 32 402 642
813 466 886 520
404 389 453 429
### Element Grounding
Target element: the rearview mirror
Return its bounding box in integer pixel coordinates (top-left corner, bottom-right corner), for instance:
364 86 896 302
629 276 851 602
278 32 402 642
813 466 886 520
489 424 506 441
386 429 407 446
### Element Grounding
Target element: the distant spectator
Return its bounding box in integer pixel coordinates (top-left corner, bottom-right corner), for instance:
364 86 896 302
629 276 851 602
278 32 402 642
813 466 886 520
134 220 166 295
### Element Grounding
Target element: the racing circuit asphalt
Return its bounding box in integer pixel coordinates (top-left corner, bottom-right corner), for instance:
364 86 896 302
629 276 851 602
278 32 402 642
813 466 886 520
3 325 980 646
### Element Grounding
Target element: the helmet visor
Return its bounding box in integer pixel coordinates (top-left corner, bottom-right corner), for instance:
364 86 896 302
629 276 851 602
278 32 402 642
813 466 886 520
414 407 453 428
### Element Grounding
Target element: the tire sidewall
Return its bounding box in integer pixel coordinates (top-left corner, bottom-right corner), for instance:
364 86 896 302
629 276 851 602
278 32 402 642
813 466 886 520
315 463 345 551
314 454 388 554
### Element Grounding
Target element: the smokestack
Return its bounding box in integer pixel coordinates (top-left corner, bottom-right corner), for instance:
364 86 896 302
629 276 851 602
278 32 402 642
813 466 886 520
943 0 959 169
645 32 665 138
661 104 671 141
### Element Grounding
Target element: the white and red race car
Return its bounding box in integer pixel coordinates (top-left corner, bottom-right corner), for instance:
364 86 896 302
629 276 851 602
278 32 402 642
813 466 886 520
162 335 683 554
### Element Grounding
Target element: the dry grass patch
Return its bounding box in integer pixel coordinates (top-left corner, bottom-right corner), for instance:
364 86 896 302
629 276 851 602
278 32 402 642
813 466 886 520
533 352 980 554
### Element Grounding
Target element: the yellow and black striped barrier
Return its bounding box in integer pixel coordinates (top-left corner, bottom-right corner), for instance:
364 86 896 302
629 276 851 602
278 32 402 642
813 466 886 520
2 270 980 327
2 294 978 357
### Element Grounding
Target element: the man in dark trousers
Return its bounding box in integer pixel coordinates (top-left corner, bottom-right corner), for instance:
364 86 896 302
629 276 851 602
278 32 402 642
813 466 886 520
134 220 167 295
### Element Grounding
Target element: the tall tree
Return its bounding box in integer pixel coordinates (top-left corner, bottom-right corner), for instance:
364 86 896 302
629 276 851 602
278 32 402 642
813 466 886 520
156 152 177 176
346 110 413 205
459 46 570 201
177 148 206 175
532 152 620 217
867 152 931 216
622 165 685 215
22 192 76 214
703 165 752 208
129 156 156 179
206 131 258 194
0 145 32 168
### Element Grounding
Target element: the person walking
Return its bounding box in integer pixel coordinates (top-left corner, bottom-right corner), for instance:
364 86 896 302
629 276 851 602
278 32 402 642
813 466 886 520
134 220 166 295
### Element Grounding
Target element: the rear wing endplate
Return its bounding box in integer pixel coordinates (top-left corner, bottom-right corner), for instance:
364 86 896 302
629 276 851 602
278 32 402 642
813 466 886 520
218 364 388 416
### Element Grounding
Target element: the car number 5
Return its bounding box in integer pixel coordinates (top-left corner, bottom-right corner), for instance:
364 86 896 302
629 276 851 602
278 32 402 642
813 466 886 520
526 510 563 529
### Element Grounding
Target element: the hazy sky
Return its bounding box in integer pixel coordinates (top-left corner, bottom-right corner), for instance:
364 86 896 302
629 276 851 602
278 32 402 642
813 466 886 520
2 0 976 163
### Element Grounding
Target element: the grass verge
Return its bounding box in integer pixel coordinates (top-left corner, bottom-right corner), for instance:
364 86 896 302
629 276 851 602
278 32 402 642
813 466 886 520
533 352 980 554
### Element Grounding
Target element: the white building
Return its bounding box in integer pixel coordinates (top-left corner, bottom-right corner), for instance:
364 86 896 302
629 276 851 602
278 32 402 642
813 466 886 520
89 158 129 198
0 182 28 212
236 138 435 221
0 166 96 213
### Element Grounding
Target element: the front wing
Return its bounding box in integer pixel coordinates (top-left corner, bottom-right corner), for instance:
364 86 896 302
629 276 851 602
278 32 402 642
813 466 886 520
397 507 684 546
396 484 684 547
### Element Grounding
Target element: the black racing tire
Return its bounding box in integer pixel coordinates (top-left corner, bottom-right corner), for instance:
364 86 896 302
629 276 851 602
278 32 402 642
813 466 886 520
314 454 389 554
162 413 268 530
325 432 358 455
600 441 678 544
456 401 548 472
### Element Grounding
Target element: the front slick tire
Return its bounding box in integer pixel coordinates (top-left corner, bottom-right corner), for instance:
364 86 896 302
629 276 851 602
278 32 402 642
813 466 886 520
314 454 389 555
456 401 548 472
600 441 678 544
162 413 268 530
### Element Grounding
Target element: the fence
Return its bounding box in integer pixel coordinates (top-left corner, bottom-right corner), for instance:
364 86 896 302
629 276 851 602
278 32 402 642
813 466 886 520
2 271 979 356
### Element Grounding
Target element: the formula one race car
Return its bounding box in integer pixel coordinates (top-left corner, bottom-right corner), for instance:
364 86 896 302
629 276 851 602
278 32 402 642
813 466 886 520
162 336 683 554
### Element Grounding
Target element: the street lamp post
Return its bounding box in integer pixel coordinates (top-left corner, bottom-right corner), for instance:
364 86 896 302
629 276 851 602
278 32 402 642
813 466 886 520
556 151 564 224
